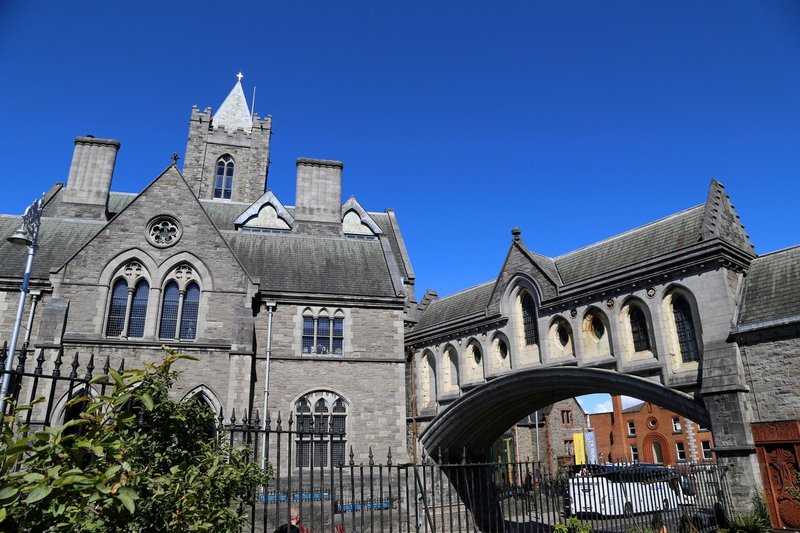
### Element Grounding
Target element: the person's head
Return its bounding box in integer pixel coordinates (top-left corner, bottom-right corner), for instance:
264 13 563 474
290 507 301 525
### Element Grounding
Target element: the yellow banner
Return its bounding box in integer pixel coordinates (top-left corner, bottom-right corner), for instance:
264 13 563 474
573 432 586 464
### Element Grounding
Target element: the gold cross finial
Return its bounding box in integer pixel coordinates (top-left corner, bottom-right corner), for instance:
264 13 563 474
236 72 244 82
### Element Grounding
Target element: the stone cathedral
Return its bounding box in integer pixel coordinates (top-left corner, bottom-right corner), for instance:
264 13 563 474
1 78 799 522
0 79 415 464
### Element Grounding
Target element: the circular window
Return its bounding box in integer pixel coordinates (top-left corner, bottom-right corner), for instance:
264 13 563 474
647 417 658 430
472 345 483 365
590 315 605 339
146 216 182 248
557 325 570 347
496 339 508 360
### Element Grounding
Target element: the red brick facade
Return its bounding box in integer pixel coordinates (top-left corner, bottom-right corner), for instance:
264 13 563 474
589 396 714 465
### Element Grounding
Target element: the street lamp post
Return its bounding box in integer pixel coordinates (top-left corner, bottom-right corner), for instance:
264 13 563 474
0 196 44 415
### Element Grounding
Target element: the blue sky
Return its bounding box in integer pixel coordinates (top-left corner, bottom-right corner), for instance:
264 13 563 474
2 1 798 414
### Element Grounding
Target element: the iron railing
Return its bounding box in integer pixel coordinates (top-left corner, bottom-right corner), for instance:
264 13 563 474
0 342 733 532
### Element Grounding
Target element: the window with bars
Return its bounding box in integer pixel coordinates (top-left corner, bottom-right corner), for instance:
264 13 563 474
521 293 538 345
106 277 149 338
629 306 651 352
294 392 348 468
672 295 700 363
214 155 234 199
302 311 345 355
159 281 200 341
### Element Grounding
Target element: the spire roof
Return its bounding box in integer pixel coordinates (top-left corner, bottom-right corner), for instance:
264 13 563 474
212 76 252 133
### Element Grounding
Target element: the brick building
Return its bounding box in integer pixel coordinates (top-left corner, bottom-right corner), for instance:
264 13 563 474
0 78 415 465
515 398 587 471
589 395 714 465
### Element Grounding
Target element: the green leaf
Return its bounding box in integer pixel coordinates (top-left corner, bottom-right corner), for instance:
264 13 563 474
0 486 18 501
117 486 138 513
140 392 154 411
23 472 45 483
0 507 6 522
26 484 52 504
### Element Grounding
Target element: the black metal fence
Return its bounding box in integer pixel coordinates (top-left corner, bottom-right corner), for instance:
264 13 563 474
1 343 733 532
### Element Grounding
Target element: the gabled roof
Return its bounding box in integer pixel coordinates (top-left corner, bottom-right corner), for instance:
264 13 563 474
737 245 800 329
554 206 706 285
212 79 252 133
414 281 494 330
0 216 103 280
225 232 398 297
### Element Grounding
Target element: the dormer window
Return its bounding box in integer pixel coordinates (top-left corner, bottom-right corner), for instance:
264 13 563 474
214 155 234 199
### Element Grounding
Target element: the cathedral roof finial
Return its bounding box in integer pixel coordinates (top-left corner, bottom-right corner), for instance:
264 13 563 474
236 72 244 82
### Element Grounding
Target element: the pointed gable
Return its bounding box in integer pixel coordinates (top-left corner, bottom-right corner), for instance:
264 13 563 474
52 165 255 293
341 196 382 236
212 79 252 133
234 190 294 231
700 179 755 255
486 233 560 317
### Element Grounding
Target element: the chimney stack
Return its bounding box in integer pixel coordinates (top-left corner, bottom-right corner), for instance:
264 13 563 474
293 158 343 236
58 136 120 220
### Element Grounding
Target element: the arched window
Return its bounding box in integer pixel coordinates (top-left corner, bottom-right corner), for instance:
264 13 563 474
521 293 538 345
106 279 128 336
128 280 149 337
106 263 150 338
159 282 180 339
179 283 200 340
214 155 234 199
672 296 700 363
294 391 348 468
629 306 651 352
158 266 201 341
301 309 345 355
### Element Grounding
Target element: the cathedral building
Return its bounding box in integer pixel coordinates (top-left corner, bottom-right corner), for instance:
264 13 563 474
0 79 415 464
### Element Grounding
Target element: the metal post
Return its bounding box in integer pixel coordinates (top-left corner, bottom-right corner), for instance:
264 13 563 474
0 196 43 414
262 300 276 469
535 410 541 463
23 290 42 346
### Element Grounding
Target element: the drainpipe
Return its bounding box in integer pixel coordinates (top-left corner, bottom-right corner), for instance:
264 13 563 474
535 410 541 464
23 290 42 346
261 300 276 470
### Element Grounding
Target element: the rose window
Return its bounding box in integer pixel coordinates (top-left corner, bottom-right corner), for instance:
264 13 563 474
146 216 182 247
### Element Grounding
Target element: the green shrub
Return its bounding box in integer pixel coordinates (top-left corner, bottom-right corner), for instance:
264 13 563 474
0 350 271 532
722 494 771 533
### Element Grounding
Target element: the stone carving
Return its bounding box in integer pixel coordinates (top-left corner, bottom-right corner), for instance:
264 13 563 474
646 287 656 298
123 261 144 282
146 216 182 247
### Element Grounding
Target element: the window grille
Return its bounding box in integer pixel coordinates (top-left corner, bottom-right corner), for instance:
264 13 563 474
179 283 200 340
672 296 700 362
302 317 314 353
128 280 149 337
521 293 538 345
214 155 234 199
106 279 128 336
629 307 650 352
302 312 345 355
332 318 343 354
159 282 180 339
316 317 330 354
295 392 347 468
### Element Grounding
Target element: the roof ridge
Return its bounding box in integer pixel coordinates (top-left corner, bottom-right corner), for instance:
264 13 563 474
433 279 496 303
555 204 704 260
752 243 800 258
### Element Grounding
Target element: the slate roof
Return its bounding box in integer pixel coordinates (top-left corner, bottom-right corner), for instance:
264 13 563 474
554 206 706 285
414 281 494 330
3 184 408 300
622 403 645 414
225 232 397 297
737 245 800 328
0 216 103 280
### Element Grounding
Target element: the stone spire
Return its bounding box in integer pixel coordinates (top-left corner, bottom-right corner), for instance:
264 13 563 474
212 75 252 132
